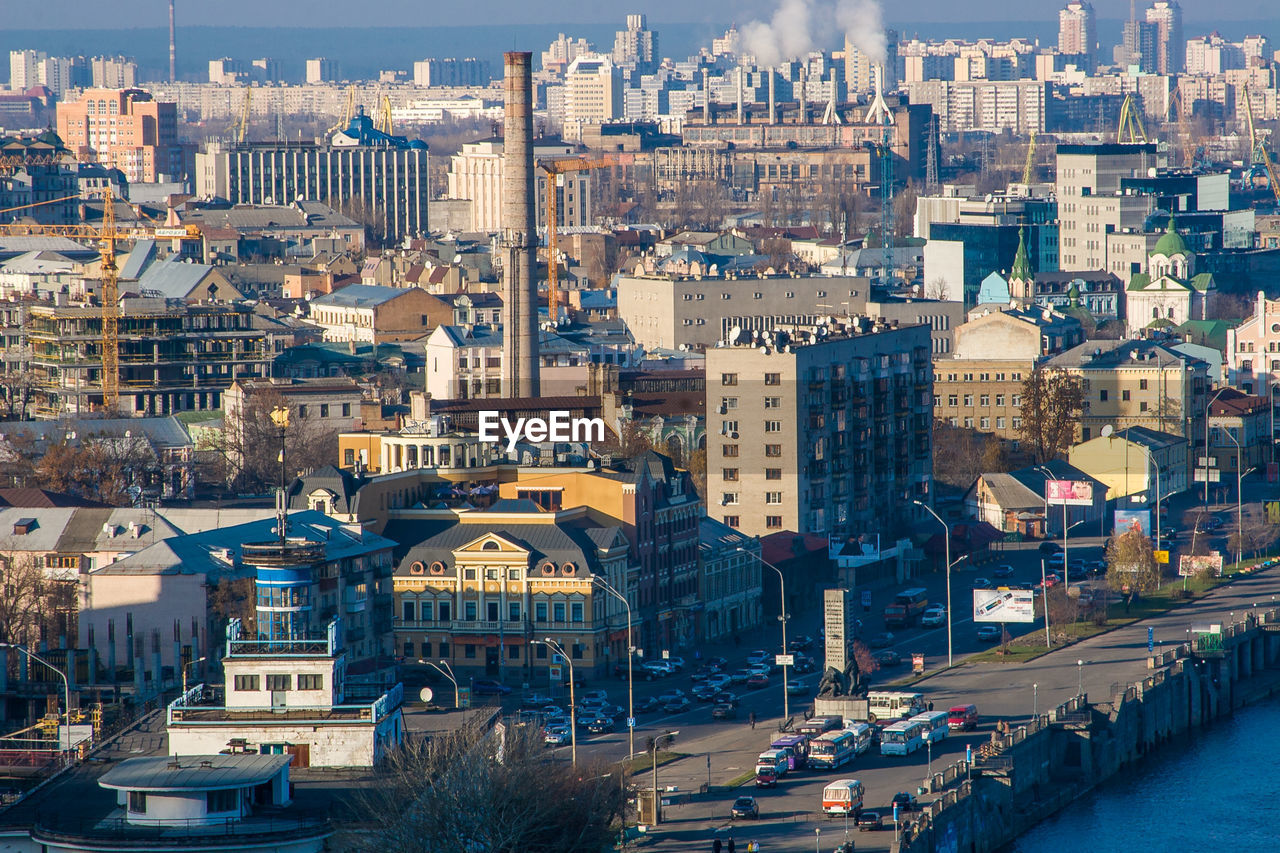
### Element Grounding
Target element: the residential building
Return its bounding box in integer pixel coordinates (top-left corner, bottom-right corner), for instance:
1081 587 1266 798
1068 425 1189 503
412 58 492 87
8 49 87 96
56 88 182 184
611 14 658 73
27 297 273 417
117 240 245 302
195 112 430 242
1056 143 1161 272
89 55 138 89
1207 389 1269 478
705 316 933 539
964 459 1106 538
1225 292 1280 395
905 80 1048 134
1123 217 1216 334
305 58 340 84
0 132 79 225
308 284 447 344
224 378 367 454
1058 2 1097 70
1145 0 1184 75
1046 338 1209 443
698 518 762 642
445 138 587 233
564 55 624 126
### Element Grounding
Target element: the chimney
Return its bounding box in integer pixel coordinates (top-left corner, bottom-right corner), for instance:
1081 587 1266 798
768 70 777 124
702 72 710 123
736 66 744 124
168 0 177 83
500 51 540 398
799 67 807 124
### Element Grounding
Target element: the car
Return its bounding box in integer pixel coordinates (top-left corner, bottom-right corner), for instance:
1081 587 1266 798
746 674 770 688
1038 572 1062 589
580 689 609 703
663 656 686 673
641 662 671 680
543 725 571 746
747 663 771 677
746 650 772 666
868 632 895 649
584 716 615 734
705 674 731 691
712 702 737 720
712 691 740 707
706 656 729 670
755 770 778 788
920 606 946 627
729 668 753 685
635 696 662 714
1084 560 1107 578
657 689 687 704
786 679 808 697
891 792 919 812
788 635 815 651
693 684 720 701
663 697 691 713
691 665 717 682
730 796 760 820
520 692 552 708
540 704 566 719
471 679 511 696
992 564 1015 578
1039 541 1063 555
977 625 1003 642
792 654 817 674
857 810 884 831
873 650 902 667
972 577 992 589
1046 553 1066 569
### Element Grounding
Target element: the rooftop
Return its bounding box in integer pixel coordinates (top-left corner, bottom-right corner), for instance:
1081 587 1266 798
99 754 290 792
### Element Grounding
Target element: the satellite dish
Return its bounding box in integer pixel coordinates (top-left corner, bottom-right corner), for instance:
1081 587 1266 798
419 687 434 703
1101 425 1114 438
729 324 742 343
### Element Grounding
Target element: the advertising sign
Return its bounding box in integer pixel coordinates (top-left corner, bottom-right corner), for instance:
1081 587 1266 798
456 686 472 709
1114 509 1152 538
1178 553 1224 577
973 588 1036 623
775 654 795 667
1046 480 1094 506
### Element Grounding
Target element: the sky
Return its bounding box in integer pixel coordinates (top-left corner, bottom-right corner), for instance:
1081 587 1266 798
8 0 1279 29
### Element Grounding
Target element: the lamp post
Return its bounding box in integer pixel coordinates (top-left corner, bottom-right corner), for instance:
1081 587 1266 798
913 500 953 668
1218 425 1244 566
269 405 290 545
737 548 789 720
1077 659 1085 697
425 659 460 709
540 638 576 768
814 827 821 853
181 655 206 695
0 643 71 740
651 730 678 826
593 575 635 760
1204 387 1228 508
1033 683 1038 720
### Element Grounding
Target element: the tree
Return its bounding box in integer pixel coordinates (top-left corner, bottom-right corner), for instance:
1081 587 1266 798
924 277 949 300
0 551 60 647
1018 368 1084 464
684 446 707 500
932 420 1013 489
1106 529 1161 604
1229 504 1279 560
32 435 155 506
219 386 340 493
343 718 622 853
852 640 879 677
598 418 655 459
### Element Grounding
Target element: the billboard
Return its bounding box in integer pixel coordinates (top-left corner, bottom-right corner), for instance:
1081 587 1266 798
1178 554 1224 577
973 588 1036 623
1046 480 1094 506
1114 509 1152 538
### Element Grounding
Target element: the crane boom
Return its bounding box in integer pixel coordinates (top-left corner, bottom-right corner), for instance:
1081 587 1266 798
1022 132 1037 184
1243 87 1280 206
538 156 615 315
236 87 252 144
1117 93 1147 144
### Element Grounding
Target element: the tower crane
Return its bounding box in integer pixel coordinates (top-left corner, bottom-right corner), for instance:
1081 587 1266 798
1243 86 1280 205
236 86 252 144
1116 92 1148 144
0 188 201 411
1022 132 1037 184
375 95 393 136
325 85 356 136
538 156 616 315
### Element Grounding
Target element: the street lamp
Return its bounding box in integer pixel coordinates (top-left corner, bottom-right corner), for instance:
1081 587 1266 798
182 655 206 695
912 500 953 668
737 548 790 721
1077 659 1085 697
0 643 71 740
1216 425 1245 566
651 730 679 826
539 638 576 768
1033 682 1038 719
814 827 821 853
425 659 460 709
593 575 635 761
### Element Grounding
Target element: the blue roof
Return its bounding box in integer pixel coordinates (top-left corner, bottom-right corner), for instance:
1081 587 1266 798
119 239 157 280
334 111 422 150
312 284 414 307
134 254 217 299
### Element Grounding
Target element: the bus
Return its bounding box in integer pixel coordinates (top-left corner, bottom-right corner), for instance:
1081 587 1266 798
879 719 927 756
809 729 860 770
755 749 790 777
908 710 950 745
883 587 929 627
867 691 927 722
770 733 811 770
796 715 843 737
821 779 865 816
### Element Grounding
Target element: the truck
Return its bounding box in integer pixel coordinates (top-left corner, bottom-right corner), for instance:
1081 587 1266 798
882 588 929 628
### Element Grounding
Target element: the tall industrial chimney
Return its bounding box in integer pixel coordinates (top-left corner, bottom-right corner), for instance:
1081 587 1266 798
500 51 539 399
702 73 710 124
768 70 777 125
736 66 744 124
798 67 807 124
168 0 177 83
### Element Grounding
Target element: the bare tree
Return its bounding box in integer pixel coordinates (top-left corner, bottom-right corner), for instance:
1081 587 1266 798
924 277 949 300
33 435 155 506
1229 504 1278 560
1018 368 1085 464
219 386 341 493
343 718 622 853
0 550 59 646
932 420 1013 489
1106 529 1161 606
684 446 707 500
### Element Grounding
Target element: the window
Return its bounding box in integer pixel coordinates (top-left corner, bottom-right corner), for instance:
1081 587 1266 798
723 468 739 481
979 395 990 407
535 602 548 622
420 640 432 658
995 394 1005 406
765 445 782 457
343 448 355 465
298 674 323 690
233 674 259 692
553 601 566 621
1099 390 1108 401
765 468 782 480
571 643 584 660
722 492 739 505
437 601 450 622
766 516 783 529
402 600 416 622
1139 379 1148 390
1140 401 1148 412
721 397 738 410
571 602 584 622
421 601 433 621
765 397 781 408
1012 417 1022 429
320 404 330 418
722 445 739 457
765 373 781 386
947 395 958 407
765 421 781 432
342 403 351 417
724 516 740 527
765 492 782 504
509 602 520 622
721 373 738 386
535 644 547 659
464 601 477 620
129 791 147 814
722 420 739 435
1122 389 1131 401
963 417 974 428
996 417 1006 429
963 394 973 406
980 417 990 429
464 644 476 658
266 674 291 691
298 405 308 418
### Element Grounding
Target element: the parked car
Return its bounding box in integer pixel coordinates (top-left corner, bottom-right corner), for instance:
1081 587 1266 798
520 692 552 708
873 650 902 667
857 810 884 831
635 696 662 714
1039 541 1063 555
693 684 720 701
729 668 754 685
712 691 740 707
755 769 778 788
920 606 946 627
712 702 737 720
657 689 687 704
585 716 616 734
786 679 808 697
1046 553 1066 569
992 564 1015 578
705 674 731 691
707 656 729 670
540 705 566 721
1038 572 1062 589
746 650 772 666
977 625 1003 642
641 662 671 680
788 635 815 651
543 725 571 746
663 697 691 713
746 673 770 689
972 577 992 590
747 663 771 678
663 656 686 673
892 792 919 812
868 632 895 649
580 689 609 703
731 796 760 820
792 653 816 674
472 679 511 696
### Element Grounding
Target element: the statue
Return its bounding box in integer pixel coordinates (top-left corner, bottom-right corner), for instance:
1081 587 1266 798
816 654 866 698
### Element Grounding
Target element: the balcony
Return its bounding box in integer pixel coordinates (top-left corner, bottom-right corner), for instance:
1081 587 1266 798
400 619 598 633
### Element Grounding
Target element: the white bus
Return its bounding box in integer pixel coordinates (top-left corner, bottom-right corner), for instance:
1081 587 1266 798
845 723 876 757
867 691 927 722
879 719 927 756
821 778 865 816
808 729 859 770
908 710 950 745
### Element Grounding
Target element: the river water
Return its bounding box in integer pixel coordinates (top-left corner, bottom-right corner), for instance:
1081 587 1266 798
1009 697 1280 852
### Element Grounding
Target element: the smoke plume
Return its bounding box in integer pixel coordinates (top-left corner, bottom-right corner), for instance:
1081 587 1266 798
742 0 886 67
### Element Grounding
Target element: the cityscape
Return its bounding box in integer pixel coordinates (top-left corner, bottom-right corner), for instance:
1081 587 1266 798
2 0 1280 850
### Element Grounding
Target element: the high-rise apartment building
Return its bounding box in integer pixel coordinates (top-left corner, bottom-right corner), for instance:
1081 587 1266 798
56 88 182 183
1058 2 1097 70
446 138 586 233
412 58 492 87
705 317 933 539
845 31 900 94
1145 1 1184 75
564 55 623 126
8 49 87 97
612 13 658 73
305 57 340 84
1055 142 1160 271
1119 18 1159 71
90 56 137 89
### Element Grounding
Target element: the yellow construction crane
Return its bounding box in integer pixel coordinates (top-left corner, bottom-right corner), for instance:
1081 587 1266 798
0 188 201 411
375 95 393 136
326 85 356 135
539 156 616 315
236 86 252 144
1117 93 1148 144
1022 132 1037 184
1243 86 1280 206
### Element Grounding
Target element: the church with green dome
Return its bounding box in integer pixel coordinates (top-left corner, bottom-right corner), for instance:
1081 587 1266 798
1123 215 1217 335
